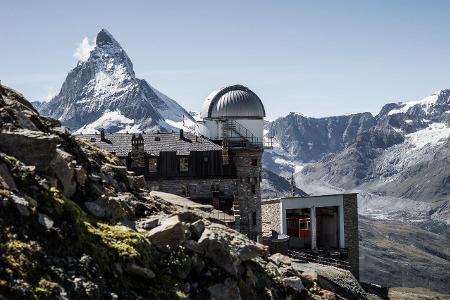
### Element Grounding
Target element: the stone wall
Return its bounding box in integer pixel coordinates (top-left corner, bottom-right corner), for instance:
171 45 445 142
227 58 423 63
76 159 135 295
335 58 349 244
230 148 262 240
231 149 263 240
343 194 359 280
145 178 237 200
261 199 280 236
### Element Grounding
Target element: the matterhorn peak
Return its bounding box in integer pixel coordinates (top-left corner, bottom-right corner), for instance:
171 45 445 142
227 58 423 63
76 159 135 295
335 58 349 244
96 28 119 47
37 29 194 134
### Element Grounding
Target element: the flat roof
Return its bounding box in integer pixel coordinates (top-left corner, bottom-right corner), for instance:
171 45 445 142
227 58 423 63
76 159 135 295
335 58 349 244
262 193 358 204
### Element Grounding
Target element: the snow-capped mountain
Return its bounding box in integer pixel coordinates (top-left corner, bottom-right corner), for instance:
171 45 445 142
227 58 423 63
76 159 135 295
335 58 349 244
37 29 195 133
264 90 450 224
262 112 376 177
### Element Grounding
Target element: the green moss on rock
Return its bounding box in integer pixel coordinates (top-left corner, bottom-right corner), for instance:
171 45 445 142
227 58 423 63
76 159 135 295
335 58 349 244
34 279 60 299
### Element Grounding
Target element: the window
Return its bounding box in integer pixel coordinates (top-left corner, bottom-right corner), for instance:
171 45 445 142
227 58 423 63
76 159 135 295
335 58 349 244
251 184 256 194
247 177 251 183
251 158 258 166
179 157 189 173
203 156 209 162
252 212 257 226
154 136 160 141
148 158 158 172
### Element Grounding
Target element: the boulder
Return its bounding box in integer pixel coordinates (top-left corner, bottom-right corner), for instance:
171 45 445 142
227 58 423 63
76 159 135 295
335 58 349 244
85 194 134 220
208 278 240 300
11 194 30 216
301 269 318 284
283 276 305 293
147 216 186 252
198 223 267 276
191 254 205 273
190 219 205 239
136 215 162 231
125 263 155 280
0 163 16 190
183 239 204 255
74 166 87 186
13 110 39 130
38 213 54 230
292 262 368 299
85 201 107 218
0 129 60 172
50 149 76 198
268 253 292 266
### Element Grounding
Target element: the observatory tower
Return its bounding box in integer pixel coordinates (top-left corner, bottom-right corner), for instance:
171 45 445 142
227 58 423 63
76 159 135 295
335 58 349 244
198 85 266 239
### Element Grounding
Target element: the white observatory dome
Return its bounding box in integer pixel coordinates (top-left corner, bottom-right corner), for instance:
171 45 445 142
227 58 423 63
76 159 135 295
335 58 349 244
201 85 266 119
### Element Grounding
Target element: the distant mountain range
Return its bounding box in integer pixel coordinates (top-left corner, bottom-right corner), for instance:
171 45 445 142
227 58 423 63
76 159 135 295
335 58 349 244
264 90 450 222
35 29 194 133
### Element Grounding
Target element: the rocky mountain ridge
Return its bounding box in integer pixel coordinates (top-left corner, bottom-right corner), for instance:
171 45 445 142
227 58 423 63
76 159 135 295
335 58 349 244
265 90 450 203
37 29 194 134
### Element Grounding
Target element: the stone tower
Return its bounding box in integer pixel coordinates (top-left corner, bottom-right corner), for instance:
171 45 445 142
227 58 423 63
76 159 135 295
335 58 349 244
130 133 145 174
197 85 266 240
232 148 263 240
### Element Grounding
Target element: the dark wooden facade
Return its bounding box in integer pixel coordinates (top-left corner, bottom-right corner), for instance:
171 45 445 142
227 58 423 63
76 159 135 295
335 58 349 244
124 149 235 179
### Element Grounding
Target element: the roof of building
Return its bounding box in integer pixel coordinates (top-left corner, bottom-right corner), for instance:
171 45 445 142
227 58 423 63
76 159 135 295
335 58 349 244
261 193 358 204
201 85 266 119
76 132 222 157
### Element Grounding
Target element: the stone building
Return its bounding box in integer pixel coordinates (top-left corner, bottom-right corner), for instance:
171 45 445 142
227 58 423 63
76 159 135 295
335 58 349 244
261 194 360 279
78 85 268 240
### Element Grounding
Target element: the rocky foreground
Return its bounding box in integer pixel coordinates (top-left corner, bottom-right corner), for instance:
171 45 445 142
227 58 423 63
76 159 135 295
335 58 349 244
0 85 376 299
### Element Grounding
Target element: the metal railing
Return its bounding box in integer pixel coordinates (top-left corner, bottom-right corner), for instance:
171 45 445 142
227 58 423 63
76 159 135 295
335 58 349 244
288 249 351 270
208 211 235 223
222 119 264 149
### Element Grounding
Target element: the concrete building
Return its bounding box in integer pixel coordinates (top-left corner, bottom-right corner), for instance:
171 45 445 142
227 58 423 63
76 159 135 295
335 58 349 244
261 194 359 279
78 84 268 240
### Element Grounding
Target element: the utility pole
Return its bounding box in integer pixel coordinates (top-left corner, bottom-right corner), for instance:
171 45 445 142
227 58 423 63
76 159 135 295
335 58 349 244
290 171 296 196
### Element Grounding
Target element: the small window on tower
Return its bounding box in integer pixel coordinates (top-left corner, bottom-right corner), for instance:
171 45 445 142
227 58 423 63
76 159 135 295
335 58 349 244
252 212 257 225
251 184 256 194
179 157 189 173
252 159 258 166
148 158 158 173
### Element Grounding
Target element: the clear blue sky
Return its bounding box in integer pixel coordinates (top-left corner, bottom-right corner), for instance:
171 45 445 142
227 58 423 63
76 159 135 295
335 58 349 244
1 0 449 119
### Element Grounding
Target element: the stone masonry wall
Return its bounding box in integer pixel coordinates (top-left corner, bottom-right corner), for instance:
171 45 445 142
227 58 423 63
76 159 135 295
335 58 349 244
231 148 263 240
343 194 359 280
145 178 237 200
261 199 280 237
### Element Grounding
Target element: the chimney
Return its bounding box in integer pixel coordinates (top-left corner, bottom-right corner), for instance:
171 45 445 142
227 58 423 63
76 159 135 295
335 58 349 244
180 129 184 140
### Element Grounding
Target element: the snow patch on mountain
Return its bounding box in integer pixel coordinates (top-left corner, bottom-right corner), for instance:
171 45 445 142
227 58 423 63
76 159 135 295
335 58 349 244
74 110 136 134
387 92 440 115
406 122 450 149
